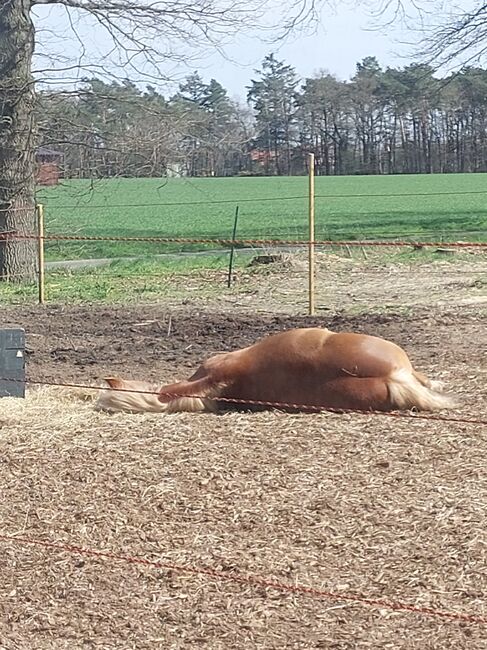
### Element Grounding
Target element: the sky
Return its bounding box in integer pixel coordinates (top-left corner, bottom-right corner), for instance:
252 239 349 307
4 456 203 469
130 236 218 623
199 6 411 101
32 1 438 101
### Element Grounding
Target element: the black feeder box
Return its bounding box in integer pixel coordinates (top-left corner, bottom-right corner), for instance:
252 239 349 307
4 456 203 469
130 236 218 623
0 328 26 398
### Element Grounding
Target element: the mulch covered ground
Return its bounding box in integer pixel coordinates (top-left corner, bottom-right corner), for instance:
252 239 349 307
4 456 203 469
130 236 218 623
0 303 486 648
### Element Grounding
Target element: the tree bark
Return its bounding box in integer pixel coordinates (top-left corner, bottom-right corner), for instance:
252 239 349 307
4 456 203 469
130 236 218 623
0 0 37 281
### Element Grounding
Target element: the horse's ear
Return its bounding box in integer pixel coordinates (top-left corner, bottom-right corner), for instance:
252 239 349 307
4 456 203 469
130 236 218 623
103 376 124 389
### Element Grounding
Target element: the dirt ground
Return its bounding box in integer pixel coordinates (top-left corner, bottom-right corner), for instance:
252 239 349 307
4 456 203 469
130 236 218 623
1 300 485 393
1 257 487 648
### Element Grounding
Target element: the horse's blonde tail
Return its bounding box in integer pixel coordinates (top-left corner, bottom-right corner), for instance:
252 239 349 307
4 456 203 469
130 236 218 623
387 368 458 412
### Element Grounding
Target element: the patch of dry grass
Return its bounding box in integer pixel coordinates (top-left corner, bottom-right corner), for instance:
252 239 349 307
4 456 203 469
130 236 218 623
234 251 487 315
0 386 486 648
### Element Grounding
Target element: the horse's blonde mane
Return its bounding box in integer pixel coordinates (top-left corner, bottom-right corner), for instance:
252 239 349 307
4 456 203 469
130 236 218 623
95 378 225 414
95 380 165 413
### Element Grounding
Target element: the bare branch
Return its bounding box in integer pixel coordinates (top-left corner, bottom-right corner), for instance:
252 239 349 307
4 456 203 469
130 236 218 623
361 1 487 70
31 0 325 87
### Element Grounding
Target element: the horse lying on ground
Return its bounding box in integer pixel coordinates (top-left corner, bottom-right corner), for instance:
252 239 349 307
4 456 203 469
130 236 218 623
95 327 457 414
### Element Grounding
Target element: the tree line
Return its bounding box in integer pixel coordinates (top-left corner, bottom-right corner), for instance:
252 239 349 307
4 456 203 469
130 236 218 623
38 54 487 179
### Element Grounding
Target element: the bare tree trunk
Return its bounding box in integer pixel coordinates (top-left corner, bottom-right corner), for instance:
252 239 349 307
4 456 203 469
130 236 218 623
420 105 430 173
0 0 38 281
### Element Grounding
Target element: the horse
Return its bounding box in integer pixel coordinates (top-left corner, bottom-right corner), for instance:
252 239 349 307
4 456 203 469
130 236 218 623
95 327 457 415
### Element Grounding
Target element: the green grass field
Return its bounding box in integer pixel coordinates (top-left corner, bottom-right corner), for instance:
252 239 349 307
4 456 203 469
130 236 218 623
1 247 480 305
37 173 487 261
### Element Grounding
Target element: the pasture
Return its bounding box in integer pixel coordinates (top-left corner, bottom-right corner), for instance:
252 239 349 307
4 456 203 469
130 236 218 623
37 173 487 262
0 173 486 647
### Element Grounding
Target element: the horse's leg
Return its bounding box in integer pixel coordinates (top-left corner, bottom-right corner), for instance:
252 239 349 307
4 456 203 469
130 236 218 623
158 374 227 413
412 369 445 393
318 376 391 411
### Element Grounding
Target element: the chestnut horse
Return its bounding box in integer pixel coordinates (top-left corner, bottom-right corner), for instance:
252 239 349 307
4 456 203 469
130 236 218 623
95 327 457 414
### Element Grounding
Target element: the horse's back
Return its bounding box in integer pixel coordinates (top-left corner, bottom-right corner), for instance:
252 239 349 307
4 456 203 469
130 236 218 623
241 327 411 379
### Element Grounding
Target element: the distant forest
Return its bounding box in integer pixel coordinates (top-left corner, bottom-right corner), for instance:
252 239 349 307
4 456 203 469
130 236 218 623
39 54 487 178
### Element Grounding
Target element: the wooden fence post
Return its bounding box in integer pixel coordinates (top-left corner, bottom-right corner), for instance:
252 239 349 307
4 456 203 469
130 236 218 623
37 203 45 304
308 153 316 316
